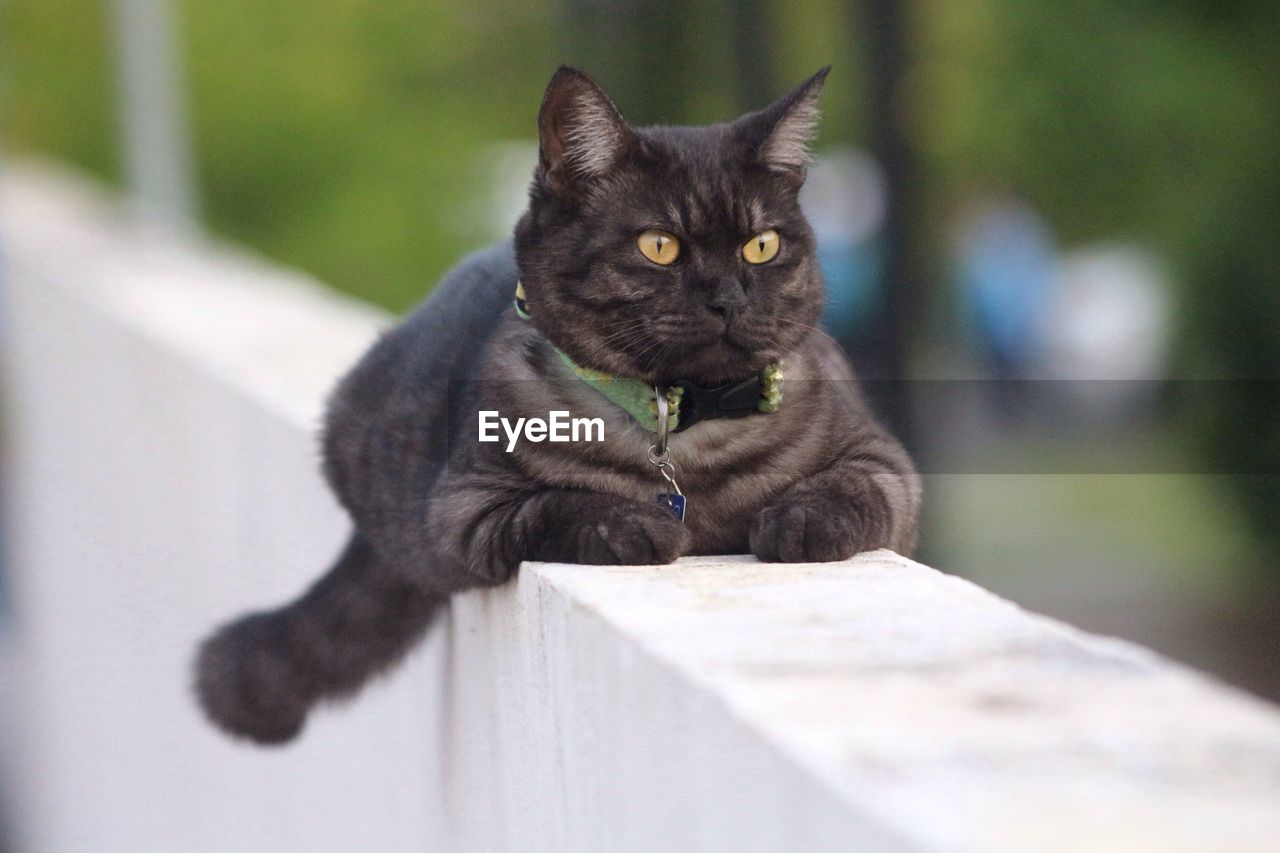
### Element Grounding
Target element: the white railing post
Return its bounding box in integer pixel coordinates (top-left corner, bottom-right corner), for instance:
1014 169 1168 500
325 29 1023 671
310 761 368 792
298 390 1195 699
111 0 198 226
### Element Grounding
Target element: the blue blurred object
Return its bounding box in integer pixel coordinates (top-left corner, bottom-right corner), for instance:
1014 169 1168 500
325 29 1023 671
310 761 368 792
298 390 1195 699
818 239 882 336
955 197 1056 377
802 149 887 344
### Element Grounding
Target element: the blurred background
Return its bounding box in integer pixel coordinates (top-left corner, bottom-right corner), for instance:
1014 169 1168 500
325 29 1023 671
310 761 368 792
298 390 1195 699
3 0 1278 710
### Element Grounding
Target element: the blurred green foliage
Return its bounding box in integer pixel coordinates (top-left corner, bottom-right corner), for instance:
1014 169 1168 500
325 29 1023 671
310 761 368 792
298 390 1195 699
3 0 120 178
7 0 1274 308
917 0 1277 260
1 0 866 310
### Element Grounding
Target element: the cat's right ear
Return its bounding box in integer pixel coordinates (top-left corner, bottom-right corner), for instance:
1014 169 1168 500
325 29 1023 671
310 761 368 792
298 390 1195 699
537 67 632 198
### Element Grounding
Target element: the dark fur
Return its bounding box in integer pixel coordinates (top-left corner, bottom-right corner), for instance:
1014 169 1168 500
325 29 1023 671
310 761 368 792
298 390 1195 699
195 67 921 744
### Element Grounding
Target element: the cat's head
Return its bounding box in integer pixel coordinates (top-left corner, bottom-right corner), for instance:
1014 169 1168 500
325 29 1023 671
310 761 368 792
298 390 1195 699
514 66 829 385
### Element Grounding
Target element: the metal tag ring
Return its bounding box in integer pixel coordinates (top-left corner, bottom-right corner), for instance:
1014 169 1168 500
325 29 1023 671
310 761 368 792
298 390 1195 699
653 384 671 458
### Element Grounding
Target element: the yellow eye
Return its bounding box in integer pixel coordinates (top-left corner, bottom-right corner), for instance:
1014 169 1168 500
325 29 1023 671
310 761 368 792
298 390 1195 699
742 229 780 264
638 230 680 265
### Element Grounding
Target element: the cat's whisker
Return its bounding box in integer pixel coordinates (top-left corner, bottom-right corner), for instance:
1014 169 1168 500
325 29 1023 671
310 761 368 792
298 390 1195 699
598 321 651 347
765 316 846 353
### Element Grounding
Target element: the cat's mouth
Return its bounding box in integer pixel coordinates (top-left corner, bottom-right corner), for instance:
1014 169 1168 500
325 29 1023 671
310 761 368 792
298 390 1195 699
621 316 776 382
723 321 777 354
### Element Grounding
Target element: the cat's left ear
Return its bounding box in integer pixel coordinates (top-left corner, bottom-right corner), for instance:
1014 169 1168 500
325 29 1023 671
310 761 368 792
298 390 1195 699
734 67 830 180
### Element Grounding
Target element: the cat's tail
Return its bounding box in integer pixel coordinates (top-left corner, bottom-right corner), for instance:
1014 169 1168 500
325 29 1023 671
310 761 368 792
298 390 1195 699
194 533 443 745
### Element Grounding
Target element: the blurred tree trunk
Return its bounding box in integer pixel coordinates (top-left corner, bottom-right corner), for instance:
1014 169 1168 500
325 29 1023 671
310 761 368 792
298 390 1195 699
860 0 925 453
727 0 777 112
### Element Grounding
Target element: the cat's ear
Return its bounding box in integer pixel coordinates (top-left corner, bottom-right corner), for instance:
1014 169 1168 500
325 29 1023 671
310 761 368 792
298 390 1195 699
734 67 830 179
537 66 632 197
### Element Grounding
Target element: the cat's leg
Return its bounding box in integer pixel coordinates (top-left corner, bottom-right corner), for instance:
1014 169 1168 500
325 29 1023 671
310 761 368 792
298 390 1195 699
516 489 689 565
749 453 921 562
195 484 687 743
426 481 689 583
195 533 443 744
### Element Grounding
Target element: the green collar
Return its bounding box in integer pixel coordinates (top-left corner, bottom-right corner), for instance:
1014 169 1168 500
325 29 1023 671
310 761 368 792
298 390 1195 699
515 281 782 434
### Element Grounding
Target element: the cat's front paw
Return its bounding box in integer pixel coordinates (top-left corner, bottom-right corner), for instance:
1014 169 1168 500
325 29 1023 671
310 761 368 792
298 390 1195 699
544 501 689 565
750 500 860 563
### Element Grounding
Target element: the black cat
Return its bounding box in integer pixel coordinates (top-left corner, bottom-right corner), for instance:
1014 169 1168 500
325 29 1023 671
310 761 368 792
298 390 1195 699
196 66 920 745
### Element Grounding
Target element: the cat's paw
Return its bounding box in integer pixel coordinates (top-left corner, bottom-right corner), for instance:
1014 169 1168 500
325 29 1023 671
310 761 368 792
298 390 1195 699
195 612 313 745
750 500 860 563
556 501 689 565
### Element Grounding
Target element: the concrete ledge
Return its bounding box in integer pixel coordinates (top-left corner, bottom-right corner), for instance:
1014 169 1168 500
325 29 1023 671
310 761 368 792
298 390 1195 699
4 165 1280 851
492 555 1280 850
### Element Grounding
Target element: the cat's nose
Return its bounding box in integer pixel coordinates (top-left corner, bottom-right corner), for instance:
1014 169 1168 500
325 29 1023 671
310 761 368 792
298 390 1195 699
706 279 748 318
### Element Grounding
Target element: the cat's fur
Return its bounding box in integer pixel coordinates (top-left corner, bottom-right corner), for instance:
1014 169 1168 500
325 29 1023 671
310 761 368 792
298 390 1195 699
195 67 921 745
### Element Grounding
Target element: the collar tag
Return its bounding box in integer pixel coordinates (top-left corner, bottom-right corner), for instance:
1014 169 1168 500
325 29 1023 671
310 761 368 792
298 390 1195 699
649 391 686 523
657 492 686 522
513 280 531 319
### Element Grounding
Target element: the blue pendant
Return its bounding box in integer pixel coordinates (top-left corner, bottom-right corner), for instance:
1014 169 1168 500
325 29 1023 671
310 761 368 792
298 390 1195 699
657 493 686 522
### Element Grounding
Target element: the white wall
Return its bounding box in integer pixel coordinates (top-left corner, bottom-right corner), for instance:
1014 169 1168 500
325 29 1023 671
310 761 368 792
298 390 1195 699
4 165 1280 852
